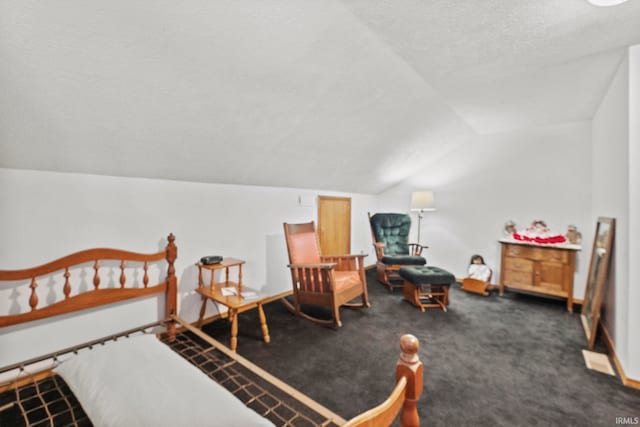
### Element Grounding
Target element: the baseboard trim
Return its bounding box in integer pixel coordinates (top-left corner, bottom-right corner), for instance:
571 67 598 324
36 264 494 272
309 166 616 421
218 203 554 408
601 324 640 390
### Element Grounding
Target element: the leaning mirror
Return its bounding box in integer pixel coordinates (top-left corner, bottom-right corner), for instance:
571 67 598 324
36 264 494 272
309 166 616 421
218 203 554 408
581 217 615 350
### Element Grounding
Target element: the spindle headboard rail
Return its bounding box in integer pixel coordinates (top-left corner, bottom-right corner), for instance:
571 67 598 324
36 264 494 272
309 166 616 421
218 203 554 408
0 234 177 330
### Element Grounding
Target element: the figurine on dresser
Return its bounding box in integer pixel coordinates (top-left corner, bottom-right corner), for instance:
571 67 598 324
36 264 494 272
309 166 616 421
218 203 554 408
565 224 582 244
512 220 567 245
503 220 517 237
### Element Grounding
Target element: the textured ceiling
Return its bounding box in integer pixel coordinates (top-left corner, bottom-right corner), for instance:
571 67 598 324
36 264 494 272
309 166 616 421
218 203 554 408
1 0 639 193
342 0 640 134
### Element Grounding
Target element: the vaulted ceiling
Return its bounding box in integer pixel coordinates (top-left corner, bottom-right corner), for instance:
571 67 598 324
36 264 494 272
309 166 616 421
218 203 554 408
1 0 640 193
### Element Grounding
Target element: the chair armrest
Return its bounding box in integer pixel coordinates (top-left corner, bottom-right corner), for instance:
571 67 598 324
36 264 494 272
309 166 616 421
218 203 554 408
321 255 366 271
408 243 428 256
321 254 367 261
409 243 428 248
287 262 337 270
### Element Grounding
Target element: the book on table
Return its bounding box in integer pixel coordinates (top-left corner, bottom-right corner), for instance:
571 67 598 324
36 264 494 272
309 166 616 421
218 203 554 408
221 287 258 300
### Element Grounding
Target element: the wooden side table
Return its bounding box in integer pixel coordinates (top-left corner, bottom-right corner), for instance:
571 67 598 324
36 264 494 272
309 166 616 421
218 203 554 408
196 258 270 352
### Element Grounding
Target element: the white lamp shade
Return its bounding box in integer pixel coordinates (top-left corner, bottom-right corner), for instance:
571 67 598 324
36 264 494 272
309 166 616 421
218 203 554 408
411 191 436 211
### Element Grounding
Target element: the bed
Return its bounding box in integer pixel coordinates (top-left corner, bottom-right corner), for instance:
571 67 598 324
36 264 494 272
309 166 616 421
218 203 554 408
0 234 423 426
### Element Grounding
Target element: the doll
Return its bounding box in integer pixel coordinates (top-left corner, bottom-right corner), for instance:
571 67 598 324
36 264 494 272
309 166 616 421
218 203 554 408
467 254 491 282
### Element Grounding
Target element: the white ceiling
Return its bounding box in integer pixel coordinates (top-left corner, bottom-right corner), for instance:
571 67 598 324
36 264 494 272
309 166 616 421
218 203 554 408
1 0 639 194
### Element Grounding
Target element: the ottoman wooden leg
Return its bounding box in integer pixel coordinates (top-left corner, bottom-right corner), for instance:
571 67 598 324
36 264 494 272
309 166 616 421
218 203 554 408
403 280 424 312
419 285 450 312
438 286 450 311
436 286 448 312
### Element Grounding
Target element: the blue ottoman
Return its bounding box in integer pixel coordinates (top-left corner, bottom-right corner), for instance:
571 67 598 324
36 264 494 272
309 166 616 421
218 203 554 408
398 266 455 312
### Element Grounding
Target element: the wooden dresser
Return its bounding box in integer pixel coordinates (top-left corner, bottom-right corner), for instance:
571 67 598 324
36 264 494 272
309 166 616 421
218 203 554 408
499 240 580 312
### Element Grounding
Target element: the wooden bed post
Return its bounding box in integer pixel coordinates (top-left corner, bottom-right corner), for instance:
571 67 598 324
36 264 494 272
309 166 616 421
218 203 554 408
165 233 178 341
397 334 423 427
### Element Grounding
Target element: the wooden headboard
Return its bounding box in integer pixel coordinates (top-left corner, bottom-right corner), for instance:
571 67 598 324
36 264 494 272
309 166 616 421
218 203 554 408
0 233 177 337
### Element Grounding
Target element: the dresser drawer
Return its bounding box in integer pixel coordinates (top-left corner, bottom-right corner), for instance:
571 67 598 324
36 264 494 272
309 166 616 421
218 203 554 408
504 243 569 264
531 248 569 263
504 244 535 258
503 269 533 287
503 257 533 272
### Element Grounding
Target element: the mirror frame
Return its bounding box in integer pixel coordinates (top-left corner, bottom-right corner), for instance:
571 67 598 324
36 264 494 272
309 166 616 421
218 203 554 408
581 217 615 350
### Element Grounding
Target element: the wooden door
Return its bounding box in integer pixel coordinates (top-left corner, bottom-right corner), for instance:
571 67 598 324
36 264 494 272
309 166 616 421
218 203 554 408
317 196 351 256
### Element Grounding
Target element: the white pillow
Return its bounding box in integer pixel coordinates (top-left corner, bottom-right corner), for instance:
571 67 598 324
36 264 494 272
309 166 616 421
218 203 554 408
55 334 273 427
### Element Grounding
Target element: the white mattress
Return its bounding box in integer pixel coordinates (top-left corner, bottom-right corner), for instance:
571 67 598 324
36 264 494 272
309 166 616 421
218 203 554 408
54 334 274 427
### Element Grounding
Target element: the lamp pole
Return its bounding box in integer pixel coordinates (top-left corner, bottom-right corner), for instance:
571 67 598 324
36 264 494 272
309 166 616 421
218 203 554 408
416 209 424 244
411 190 436 246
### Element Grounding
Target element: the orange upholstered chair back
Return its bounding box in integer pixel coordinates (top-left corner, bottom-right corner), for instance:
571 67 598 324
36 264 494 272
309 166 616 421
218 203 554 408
284 222 322 264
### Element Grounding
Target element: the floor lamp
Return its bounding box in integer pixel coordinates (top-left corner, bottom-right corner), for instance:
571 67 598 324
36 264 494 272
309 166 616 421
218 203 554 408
410 191 436 245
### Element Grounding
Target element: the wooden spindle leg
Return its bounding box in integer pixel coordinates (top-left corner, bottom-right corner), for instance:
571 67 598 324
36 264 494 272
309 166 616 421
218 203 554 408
230 309 238 352
258 303 270 344
119 260 126 288
143 262 149 288
197 298 207 328
93 260 100 290
29 278 38 311
63 268 71 299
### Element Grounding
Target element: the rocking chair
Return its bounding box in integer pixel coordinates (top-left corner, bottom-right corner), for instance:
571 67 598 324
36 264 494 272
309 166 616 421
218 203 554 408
461 268 493 296
283 221 370 328
369 212 427 290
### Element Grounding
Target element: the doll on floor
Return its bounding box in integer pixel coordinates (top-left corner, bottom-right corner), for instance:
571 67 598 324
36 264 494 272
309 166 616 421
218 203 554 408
462 254 492 296
467 254 492 282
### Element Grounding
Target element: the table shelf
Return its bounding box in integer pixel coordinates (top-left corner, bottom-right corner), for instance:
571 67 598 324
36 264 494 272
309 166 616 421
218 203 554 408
195 258 269 352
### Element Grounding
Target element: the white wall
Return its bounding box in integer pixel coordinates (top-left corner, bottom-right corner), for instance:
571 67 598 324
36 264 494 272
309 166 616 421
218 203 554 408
592 53 630 375
627 45 640 380
583 43 640 381
0 168 376 366
377 121 592 294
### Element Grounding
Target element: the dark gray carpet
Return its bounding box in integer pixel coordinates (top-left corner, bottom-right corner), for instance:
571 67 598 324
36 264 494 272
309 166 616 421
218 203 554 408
202 269 640 426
